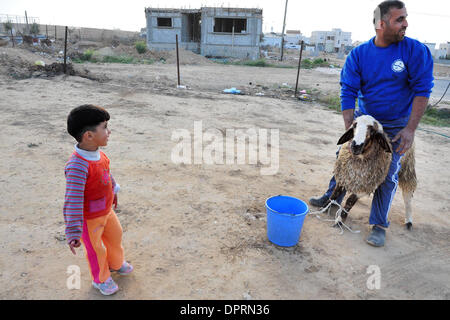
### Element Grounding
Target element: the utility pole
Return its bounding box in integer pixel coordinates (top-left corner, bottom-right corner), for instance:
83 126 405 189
294 40 304 97
25 10 29 34
280 0 288 61
176 34 180 86
64 26 68 74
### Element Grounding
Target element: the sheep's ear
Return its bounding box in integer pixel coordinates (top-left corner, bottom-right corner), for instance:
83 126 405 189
375 132 392 153
337 126 354 145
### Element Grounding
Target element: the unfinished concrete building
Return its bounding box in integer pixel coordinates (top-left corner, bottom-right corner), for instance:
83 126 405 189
145 7 262 60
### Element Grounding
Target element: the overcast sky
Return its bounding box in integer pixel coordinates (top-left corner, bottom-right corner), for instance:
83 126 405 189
1 0 449 44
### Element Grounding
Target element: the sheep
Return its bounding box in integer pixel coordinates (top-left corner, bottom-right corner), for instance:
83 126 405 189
325 115 417 230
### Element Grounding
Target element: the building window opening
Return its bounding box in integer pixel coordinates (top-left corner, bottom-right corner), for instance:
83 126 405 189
214 18 247 33
157 17 172 27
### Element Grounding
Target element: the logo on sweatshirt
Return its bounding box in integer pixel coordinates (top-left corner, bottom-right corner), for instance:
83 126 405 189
391 59 405 73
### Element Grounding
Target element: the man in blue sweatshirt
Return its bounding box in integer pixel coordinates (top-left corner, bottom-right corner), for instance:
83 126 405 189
309 0 434 246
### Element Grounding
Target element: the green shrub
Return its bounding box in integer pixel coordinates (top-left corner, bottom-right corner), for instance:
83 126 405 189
81 49 95 61
313 58 325 65
301 58 313 69
135 41 147 54
242 58 269 67
102 55 135 64
141 58 155 64
421 107 450 127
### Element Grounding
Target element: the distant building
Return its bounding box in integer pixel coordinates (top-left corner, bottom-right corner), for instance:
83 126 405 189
310 28 352 53
139 27 146 38
438 42 450 59
145 7 262 60
261 30 309 49
284 30 308 48
424 42 437 59
261 32 281 47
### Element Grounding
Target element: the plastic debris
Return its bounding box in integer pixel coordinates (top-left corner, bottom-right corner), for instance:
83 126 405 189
177 85 187 89
223 87 241 94
34 60 45 67
298 94 311 101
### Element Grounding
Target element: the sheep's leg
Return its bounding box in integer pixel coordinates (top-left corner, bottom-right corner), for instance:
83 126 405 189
329 185 345 201
321 185 345 210
341 193 358 222
326 185 346 224
402 190 413 230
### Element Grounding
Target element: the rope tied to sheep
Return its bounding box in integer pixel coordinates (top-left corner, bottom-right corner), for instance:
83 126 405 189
309 200 361 235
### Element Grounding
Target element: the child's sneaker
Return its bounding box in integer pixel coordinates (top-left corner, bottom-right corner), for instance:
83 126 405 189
92 277 119 295
111 261 133 275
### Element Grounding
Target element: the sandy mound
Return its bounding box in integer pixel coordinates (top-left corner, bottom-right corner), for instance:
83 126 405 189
0 47 54 79
0 47 106 81
164 48 214 65
87 44 214 65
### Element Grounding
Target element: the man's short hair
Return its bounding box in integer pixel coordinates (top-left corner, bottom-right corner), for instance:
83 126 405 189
373 0 405 27
67 104 110 142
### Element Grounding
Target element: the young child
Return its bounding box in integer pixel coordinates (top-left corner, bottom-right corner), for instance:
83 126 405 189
63 104 133 295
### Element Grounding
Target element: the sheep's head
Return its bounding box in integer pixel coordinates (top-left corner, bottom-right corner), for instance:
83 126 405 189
337 115 392 155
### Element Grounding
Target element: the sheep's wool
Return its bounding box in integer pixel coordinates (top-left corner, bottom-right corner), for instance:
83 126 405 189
334 141 392 194
399 144 417 193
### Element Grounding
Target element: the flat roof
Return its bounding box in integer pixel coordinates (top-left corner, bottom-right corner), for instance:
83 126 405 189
145 7 262 14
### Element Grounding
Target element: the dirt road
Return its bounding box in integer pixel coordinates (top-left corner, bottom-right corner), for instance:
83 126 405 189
1 52 449 299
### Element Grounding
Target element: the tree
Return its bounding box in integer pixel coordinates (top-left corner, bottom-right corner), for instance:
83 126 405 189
30 22 40 35
3 21 13 33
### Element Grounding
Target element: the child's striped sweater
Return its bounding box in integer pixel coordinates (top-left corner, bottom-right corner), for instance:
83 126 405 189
63 145 120 243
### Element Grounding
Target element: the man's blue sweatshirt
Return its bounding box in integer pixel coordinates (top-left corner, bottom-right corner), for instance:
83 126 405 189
340 36 434 124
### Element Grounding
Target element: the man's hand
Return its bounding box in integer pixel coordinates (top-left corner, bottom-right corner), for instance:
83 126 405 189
113 193 118 210
392 96 428 155
392 127 415 155
69 239 81 255
342 109 355 130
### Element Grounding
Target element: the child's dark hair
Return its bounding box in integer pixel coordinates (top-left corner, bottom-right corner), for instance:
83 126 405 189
67 104 110 142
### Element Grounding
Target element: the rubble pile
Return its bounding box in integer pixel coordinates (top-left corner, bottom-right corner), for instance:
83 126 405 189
30 62 76 77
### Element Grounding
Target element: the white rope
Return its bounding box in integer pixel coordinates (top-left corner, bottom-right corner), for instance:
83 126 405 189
309 200 361 235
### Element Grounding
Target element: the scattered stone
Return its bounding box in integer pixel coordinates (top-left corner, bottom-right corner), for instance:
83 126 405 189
55 232 66 242
243 292 252 300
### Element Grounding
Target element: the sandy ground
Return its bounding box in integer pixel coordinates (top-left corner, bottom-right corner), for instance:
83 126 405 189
0 48 450 300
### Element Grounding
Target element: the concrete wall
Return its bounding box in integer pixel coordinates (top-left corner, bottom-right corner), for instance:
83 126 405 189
146 10 200 53
200 7 262 59
262 35 281 47
145 7 262 59
0 23 139 43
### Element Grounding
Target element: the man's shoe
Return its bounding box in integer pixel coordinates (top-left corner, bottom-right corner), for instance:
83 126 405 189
366 225 386 247
309 194 329 208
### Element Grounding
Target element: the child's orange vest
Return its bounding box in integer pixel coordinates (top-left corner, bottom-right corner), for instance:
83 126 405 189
73 151 114 219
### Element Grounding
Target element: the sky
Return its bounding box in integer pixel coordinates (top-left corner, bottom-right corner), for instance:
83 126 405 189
1 0 449 45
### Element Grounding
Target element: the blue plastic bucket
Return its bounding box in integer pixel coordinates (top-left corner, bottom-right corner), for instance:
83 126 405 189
266 195 309 247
